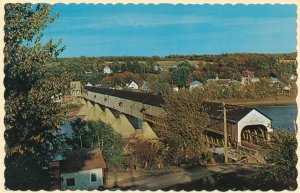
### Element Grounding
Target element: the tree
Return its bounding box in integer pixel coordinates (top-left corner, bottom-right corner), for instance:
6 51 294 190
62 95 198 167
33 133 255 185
253 130 297 190
155 89 210 165
4 3 65 190
255 78 272 98
147 74 172 95
171 62 194 88
126 135 161 169
71 119 125 169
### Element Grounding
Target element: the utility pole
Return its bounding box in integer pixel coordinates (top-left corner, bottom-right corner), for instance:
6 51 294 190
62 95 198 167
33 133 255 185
223 102 228 163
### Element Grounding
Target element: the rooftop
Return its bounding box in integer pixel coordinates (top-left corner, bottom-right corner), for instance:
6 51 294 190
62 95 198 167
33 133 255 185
60 148 106 173
85 86 164 107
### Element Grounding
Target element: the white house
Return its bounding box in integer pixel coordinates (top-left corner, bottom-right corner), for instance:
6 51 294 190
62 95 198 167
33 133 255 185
86 82 93 87
290 74 297 81
127 81 139 90
189 80 203 90
153 65 162 72
284 84 291 91
103 66 112 74
241 76 260 85
84 70 93 74
59 148 106 190
141 80 148 91
270 77 279 83
171 84 179 92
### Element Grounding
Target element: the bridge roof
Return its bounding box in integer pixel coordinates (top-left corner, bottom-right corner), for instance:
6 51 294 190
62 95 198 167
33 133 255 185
84 86 271 122
85 86 165 107
204 102 272 123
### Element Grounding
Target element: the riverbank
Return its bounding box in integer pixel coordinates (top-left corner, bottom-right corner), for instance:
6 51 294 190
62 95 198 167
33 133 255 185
207 96 296 106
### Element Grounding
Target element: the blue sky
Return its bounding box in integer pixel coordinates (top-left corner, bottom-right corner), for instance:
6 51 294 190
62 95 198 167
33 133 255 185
43 4 297 57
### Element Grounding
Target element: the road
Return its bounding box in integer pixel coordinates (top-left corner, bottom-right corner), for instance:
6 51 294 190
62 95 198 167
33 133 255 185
121 164 259 191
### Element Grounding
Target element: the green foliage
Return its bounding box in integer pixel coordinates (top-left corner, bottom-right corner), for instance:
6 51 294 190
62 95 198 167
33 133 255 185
255 78 273 98
147 74 172 95
155 89 210 165
171 62 194 88
64 103 80 109
71 119 125 169
4 3 66 190
253 130 297 190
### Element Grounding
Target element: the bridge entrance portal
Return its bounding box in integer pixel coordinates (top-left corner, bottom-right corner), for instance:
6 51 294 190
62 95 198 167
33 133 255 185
241 124 268 148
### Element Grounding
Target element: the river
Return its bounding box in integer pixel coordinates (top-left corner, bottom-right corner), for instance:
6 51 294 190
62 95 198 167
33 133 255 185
61 104 297 137
253 103 297 131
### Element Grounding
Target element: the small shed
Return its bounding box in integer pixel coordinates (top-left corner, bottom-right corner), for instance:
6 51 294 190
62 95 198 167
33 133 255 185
60 148 106 190
189 80 203 90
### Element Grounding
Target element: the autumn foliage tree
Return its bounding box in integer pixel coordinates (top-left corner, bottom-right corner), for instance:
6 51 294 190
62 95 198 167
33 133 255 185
155 89 210 165
126 135 161 169
253 130 297 190
4 4 65 190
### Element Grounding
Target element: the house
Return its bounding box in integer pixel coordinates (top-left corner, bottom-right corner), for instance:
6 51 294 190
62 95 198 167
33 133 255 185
70 81 82 97
242 70 255 77
250 77 260 83
84 70 93 74
86 82 93 87
103 66 112 74
50 148 107 190
241 76 260 85
290 74 297 81
127 81 139 90
171 84 179 91
270 77 279 83
284 85 291 91
141 80 148 91
153 64 162 72
189 80 203 90
206 75 231 84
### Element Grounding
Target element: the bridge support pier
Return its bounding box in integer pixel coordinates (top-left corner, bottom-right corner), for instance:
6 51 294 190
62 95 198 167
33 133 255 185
112 113 136 137
77 100 93 116
141 122 158 140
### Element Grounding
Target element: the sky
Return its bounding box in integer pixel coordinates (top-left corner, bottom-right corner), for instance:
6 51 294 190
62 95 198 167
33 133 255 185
42 4 297 57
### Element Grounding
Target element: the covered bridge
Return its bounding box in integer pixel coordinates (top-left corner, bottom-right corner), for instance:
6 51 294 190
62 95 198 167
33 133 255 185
79 86 273 147
204 102 272 147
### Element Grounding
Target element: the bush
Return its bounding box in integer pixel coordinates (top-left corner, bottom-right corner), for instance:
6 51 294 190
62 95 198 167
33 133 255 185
126 135 161 169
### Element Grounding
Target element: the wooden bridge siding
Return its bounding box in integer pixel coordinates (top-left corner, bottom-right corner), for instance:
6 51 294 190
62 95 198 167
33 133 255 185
208 119 238 143
83 91 144 119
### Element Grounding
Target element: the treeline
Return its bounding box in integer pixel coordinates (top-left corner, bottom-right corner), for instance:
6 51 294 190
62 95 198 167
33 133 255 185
59 52 296 62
